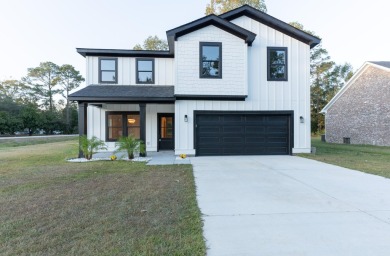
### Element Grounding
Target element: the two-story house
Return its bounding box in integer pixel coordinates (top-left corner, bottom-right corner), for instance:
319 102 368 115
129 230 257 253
69 5 320 156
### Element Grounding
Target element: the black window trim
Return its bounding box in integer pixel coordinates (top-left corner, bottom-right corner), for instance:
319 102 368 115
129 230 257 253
106 111 140 142
136 58 155 84
99 57 118 84
267 47 288 81
199 42 222 79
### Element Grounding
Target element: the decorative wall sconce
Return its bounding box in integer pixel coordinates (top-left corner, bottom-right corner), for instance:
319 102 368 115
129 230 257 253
184 115 188 122
300 116 304 123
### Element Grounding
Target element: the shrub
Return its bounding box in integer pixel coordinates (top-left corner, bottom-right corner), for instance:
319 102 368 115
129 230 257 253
115 135 143 160
79 135 107 160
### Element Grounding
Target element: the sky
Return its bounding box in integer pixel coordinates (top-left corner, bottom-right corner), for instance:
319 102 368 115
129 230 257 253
1 0 390 85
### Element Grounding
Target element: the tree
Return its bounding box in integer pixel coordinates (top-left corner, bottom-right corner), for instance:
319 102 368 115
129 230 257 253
20 104 41 136
57 64 84 133
289 22 354 134
205 0 267 15
23 62 60 112
133 35 169 50
0 79 30 103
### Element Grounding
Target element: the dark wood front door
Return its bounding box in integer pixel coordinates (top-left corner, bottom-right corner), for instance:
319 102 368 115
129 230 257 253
158 113 174 150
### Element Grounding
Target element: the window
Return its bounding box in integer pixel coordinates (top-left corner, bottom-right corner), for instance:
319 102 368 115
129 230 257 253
267 47 288 81
106 112 140 141
99 58 117 83
200 42 222 78
136 59 154 84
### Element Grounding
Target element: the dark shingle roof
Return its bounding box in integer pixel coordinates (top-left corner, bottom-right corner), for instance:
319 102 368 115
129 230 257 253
369 61 390 69
166 14 256 54
69 85 175 103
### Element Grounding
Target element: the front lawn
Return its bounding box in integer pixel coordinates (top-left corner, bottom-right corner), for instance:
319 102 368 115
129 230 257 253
0 139 206 255
299 137 390 178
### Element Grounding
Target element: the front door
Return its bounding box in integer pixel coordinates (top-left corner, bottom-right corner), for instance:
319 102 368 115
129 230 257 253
158 113 174 150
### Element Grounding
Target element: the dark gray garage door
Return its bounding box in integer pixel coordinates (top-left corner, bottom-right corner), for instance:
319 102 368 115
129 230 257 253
195 111 293 156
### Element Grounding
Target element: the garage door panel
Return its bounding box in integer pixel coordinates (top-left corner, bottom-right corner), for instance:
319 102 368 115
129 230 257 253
195 112 292 156
198 126 221 133
223 137 244 143
223 115 243 122
245 126 266 133
223 126 244 133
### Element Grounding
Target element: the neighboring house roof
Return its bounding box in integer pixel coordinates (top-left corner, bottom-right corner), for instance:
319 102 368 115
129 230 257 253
166 14 256 53
369 61 390 69
77 48 173 58
219 4 321 48
68 85 175 102
321 61 390 113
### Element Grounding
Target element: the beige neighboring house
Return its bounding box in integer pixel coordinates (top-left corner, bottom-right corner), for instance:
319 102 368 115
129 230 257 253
321 61 390 146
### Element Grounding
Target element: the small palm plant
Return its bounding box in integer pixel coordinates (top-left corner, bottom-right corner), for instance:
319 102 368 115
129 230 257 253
115 135 142 160
79 135 107 160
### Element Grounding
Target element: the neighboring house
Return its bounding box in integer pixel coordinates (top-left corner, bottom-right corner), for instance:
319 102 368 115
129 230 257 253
69 5 320 156
321 61 390 146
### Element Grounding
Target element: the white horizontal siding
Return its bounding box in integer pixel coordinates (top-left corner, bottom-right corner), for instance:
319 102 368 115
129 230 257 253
86 57 174 85
175 25 247 96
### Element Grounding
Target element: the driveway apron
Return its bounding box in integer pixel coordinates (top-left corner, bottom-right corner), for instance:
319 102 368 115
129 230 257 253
191 155 390 256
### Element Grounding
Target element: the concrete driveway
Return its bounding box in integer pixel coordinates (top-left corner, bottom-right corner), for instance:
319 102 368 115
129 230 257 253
191 156 390 256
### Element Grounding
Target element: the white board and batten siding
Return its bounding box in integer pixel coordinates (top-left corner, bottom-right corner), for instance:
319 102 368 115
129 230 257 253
85 56 175 85
88 104 174 152
174 18 311 154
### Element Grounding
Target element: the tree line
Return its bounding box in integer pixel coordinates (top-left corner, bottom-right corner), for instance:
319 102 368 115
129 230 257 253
0 62 84 136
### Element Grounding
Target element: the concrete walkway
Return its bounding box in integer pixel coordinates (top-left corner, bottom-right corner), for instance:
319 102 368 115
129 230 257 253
191 155 390 256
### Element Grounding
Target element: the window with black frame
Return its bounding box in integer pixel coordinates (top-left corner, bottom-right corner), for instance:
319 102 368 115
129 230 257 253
99 58 117 83
106 112 140 141
200 42 222 78
267 47 288 81
136 59 154 84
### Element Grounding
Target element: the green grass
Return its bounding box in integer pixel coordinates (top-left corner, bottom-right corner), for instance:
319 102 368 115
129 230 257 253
0 139 206 255
0 136 77 148
299 137 390 178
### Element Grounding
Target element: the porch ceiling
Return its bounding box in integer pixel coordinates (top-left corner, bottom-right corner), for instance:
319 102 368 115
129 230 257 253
69 85 175 103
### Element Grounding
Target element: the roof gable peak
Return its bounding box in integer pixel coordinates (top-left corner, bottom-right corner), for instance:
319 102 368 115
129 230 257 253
219 4 321 48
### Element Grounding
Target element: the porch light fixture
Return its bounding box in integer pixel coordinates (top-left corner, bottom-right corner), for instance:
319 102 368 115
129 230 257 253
128 118 136 124
184 115 188 122
300 116 304 123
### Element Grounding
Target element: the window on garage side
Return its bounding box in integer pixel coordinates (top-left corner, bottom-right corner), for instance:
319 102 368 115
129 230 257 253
200 42 222 78
99 58 117 83
136 59 154 84
267 47 288 81
106 112 140 141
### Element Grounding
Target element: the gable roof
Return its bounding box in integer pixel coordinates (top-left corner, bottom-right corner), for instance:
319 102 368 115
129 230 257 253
219 5 321 48
321 61 390 113
69 85 175 103
166 14 256 54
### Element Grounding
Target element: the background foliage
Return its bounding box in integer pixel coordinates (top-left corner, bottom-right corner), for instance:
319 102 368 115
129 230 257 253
0 62 83 135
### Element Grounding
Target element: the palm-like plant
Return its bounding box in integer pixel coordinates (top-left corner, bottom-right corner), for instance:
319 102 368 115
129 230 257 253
79 135 107 160
115 135 142 160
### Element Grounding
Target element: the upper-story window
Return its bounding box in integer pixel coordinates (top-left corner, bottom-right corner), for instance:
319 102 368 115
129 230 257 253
136 59 154 84
267 47 288 81
200 42 222 79
99 58 117 83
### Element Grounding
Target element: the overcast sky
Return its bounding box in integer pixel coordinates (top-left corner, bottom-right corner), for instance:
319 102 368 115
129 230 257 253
1 0 389 85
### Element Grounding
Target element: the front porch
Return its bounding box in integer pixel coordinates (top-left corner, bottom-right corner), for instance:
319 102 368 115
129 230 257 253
69 85 175 158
